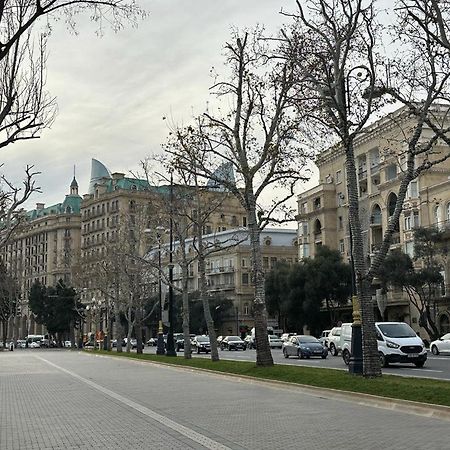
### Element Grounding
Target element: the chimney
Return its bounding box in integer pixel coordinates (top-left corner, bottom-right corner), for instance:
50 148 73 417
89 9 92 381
36 203 45 210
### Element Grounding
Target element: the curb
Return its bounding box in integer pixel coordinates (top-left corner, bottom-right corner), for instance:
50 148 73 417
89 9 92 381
84 351 450 422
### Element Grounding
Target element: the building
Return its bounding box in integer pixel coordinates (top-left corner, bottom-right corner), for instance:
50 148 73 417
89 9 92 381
0 177 82 339
168 228 299 335
296 105 450 337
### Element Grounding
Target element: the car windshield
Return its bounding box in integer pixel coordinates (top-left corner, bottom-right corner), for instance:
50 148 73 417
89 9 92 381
196 336 209 342
269 336 280 340
227 336 241 341
378 323 416 338
298 336 319 344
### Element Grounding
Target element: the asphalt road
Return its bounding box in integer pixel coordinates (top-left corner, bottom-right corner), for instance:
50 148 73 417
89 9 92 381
1 349 449 450
141 345 450 380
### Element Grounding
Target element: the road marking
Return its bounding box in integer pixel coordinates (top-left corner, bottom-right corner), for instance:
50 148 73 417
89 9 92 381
35 355 231 450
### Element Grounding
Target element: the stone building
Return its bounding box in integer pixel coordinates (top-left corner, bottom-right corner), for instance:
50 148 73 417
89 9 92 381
296 105 450 337
0 177 82 339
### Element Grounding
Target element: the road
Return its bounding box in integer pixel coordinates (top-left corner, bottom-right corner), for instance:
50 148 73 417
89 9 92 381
141 346 450 380
1 349 449 449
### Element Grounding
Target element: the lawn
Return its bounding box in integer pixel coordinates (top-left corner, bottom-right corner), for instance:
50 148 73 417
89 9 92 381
89 350 450 408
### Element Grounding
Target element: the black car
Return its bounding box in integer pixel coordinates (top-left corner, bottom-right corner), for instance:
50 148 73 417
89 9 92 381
220 336 246 351
282 335 328 359
191 335 211 354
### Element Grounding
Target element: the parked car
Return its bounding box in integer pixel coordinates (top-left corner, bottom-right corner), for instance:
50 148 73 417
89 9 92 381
341 322 427 368
64 341 72 348
191 335 211 354
147 337 157 347
318 330 331 347
216 336 224 345
327 327 342 356
429 333 450 355
220 336 246 351
282 335 328 359
268 334 283 349
29 341 41 348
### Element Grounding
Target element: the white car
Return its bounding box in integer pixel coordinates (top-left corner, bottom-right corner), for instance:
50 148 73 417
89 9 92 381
430 333 450 355
29 341 41 348
268 335 283 349
64 341 72 348
318 330 331 347
326 327 342 356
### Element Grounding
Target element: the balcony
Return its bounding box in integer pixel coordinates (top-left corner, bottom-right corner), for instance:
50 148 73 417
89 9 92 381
206 266 235 274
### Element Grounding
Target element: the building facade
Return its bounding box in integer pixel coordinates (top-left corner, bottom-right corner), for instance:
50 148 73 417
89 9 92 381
0 178 82 339
169 228 299 336
296 105 450 337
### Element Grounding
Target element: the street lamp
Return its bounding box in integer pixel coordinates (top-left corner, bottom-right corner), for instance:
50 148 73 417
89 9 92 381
156 226 165 355
165 171 177 357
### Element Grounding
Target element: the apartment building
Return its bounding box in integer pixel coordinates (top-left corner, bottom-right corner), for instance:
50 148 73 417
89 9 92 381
297 105 450 336
168 228 299 335
0 177 82 339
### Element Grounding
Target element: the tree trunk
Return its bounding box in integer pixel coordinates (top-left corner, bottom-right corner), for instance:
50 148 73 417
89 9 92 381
136 307 143 354
126 305 132 353
248 209 273 367
115 307 123 353
346 139 381 377
197 230 219 361
181 263 192 359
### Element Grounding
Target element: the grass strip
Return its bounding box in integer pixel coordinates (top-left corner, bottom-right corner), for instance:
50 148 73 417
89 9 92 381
89 350 450 407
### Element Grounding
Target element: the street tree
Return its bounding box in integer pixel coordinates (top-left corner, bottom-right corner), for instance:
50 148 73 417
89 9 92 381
28 279 81 341
166 29 311 366
0 263 18 348
285 0 450 377
378 228 448 341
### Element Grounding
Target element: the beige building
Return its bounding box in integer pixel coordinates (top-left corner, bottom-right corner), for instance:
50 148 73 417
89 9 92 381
0 178 82 339
170 228 299 335
297 105 450 336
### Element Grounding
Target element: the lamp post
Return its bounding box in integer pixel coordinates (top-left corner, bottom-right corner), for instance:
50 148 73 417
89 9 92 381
348 224 363 375
165 171 177 357
156 227 165 355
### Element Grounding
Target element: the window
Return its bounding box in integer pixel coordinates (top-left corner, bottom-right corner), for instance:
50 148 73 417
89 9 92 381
242 273 249 285
407 180 418 198
337 193 345 206
339 240 345 254
242 216 247 227
338 216 343 230
336 170 342 184
244 303 249 315
446 203 450 223
385 164 397 181
263 257 269 268
405 240 414 257
241 259 247 268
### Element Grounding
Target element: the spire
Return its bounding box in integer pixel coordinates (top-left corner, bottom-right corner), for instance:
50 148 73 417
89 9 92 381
70 165 79 195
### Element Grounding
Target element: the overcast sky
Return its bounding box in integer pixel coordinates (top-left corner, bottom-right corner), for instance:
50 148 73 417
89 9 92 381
2 0 313 210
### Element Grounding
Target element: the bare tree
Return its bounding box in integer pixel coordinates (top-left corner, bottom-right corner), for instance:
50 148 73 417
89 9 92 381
285 0 450 377
166 29 310 367
0 164 41 246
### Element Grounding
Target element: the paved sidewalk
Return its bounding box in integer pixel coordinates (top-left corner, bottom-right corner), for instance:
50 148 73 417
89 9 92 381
1 350 449 449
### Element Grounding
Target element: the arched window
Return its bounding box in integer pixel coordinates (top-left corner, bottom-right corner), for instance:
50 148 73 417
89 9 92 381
387 193 397 217
371 204 382 225
434 205 441 225
314 219 322 235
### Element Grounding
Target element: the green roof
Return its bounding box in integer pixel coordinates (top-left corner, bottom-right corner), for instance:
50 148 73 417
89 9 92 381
26 195 82 220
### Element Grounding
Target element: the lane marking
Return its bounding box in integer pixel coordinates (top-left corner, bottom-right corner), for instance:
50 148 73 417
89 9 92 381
35 355 231 450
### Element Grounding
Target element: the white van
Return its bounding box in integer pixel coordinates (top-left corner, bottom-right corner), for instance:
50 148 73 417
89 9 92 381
341 322 427 368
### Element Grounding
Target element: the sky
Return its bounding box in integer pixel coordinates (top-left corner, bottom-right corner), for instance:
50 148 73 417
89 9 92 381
1 0 306 211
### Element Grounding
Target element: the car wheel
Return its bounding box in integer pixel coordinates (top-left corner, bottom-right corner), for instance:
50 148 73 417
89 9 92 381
283 348 289 359
342 349 350 366
379 352 389 368
414 361 425 368
220 345 224 351
431 345 439 355
330 343 338 356
228 346 232 351
321 353 327 359
298 349 304 359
